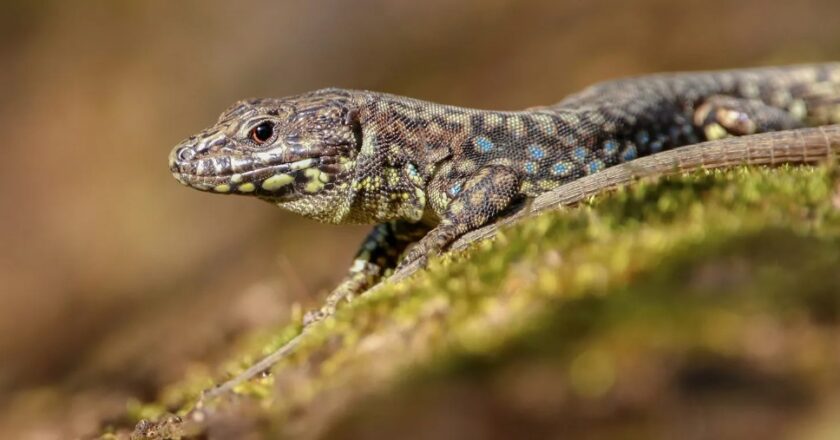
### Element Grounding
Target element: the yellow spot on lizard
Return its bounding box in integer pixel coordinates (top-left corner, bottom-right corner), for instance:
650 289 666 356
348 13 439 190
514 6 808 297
470 190 486 205
456 160 477 173
305 181 324 193
289 158 314 171
520 181 533 193
789 99 807 121
304 168 326 193
262 174 294 191
704 123 728 140
485 114 503 128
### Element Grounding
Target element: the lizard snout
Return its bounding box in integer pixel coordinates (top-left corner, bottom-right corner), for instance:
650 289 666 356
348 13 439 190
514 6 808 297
170 133 232 171
169 144 196 173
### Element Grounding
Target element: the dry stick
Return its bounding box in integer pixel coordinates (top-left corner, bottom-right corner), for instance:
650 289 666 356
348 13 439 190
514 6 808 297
202 124 840 401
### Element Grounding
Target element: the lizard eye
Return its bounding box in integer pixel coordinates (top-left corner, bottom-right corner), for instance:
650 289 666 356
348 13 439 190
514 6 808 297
250 122 274 144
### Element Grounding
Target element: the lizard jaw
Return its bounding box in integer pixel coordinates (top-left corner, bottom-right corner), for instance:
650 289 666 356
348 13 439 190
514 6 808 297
170 147 345 198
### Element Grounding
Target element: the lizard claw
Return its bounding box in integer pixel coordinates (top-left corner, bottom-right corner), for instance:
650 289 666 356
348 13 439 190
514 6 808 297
396 225 459 273
396 244 429 272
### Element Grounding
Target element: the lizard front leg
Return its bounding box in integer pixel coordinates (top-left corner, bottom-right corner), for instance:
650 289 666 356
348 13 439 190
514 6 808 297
399 164 522 269
303 221 429 326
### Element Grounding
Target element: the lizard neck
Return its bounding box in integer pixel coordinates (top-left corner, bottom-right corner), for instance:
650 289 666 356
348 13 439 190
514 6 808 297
330 92 436 224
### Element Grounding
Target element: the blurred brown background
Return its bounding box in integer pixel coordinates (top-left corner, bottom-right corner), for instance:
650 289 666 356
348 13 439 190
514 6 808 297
1 0 838 437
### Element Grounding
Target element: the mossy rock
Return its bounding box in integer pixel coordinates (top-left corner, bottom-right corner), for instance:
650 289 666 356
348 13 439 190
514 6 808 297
108 165 840 440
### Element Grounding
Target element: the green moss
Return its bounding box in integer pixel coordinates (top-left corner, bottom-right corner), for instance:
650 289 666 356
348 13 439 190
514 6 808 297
119 165 840 439
328 229 840 438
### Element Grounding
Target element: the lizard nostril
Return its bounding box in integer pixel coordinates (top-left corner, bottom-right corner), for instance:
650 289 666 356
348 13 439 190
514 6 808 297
177 147 194 162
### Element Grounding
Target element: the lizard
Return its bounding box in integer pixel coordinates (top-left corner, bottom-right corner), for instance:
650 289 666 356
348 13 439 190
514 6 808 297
169 63 840 325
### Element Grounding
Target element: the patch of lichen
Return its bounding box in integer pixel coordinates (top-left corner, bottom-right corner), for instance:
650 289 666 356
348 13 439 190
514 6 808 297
116 165 840 439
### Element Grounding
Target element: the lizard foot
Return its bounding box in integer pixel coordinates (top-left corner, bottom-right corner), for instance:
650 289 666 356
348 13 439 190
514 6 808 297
395 244 430 273
694 95 804 140
394 226 456 273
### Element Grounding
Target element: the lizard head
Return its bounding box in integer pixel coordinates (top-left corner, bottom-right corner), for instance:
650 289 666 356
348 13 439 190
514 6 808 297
169 89 364 221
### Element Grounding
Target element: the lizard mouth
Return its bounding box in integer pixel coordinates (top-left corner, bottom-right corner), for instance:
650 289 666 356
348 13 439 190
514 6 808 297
170 148 347 197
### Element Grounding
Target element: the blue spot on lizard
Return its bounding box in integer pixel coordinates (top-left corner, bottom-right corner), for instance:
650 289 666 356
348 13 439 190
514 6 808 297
587 159 605 174
528 144 546 160
622 143 638 162
552 161 572 176
573 146 588 163
474 136 494 153
524 161 538 174
449 181 462 196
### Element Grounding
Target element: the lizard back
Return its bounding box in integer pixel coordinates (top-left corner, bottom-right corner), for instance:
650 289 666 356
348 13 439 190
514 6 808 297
169 63 840 226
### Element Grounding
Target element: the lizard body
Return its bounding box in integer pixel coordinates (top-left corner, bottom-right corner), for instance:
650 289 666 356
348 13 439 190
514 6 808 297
170 63 840 322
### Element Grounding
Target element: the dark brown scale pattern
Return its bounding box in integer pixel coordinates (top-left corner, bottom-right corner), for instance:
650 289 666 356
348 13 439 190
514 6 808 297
169 63 840 323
